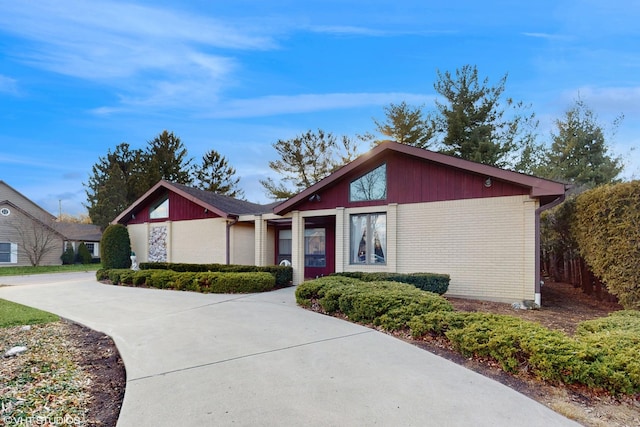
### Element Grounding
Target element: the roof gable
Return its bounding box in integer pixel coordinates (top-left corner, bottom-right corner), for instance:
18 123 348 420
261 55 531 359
274 141 568 215
0 180 56 221
113 180 273 224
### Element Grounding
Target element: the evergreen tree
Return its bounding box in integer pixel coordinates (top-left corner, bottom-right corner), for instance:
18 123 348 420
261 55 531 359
430 65 537 169
541 99 623 190
370 101 433 148
145 130 193 186
193 149 244 198
85 143 143 229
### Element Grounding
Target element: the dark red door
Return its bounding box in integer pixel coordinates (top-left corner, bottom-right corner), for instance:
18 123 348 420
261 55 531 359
304 218 335 279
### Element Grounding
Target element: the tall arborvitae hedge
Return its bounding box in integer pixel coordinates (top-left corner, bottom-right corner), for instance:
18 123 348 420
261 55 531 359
100 224 132 269
573 181 640 309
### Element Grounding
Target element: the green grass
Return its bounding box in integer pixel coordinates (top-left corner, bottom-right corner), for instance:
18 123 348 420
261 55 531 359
0 263 101 277
0 299 59 328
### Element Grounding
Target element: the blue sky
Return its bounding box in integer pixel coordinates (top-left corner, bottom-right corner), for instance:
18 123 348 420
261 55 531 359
1 0 639 216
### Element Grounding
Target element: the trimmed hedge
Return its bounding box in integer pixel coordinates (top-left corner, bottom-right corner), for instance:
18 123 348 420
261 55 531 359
100 224 131 269
295 276 453 331
138 262 292 288
96 268 275 293
332 272 450 295
573 182 640 309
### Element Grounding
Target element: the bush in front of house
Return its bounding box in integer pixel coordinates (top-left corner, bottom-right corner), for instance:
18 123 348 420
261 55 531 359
61 243 75 265
138 262 293 287
295 276 453 331
96 268 276 293
100 224 132 269
76 242 93 264
407 310 640 395
332 272 450 295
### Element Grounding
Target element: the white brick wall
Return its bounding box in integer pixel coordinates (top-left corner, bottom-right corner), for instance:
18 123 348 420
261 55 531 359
395 195 537 302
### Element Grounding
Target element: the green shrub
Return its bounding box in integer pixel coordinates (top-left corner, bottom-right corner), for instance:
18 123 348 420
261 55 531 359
76 242 93 264
195 272 275 293
61 243 75 265
100 224 132 269
138 262 293 287
573 182 640 309
98 268 275 294
295 276 452 329
333 272 450 294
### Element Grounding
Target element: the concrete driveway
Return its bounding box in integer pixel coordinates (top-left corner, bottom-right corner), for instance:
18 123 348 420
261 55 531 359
0 272 579 427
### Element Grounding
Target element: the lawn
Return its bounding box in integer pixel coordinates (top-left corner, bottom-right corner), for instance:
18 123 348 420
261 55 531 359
0 263 101 277
0 299 59 328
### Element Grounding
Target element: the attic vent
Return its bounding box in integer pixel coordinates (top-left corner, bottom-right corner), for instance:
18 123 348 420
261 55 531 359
0 208 10 216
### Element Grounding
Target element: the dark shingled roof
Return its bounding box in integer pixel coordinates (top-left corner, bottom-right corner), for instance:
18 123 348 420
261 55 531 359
53 222 102 241
169 183 274 215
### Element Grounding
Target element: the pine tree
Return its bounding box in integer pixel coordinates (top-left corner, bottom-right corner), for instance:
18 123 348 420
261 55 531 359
542 99 623 190
193 149 244 198
430 65 537 169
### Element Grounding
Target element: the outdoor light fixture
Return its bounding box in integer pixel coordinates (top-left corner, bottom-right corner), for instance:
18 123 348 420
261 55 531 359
484 178 492 188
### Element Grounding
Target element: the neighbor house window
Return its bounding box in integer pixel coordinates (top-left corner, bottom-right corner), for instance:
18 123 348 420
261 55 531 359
349 163 387 202
305 228 326 267
350 213 386 264
85 243 95 257
150 197 169 219
277 229 292 265
0 242 17 264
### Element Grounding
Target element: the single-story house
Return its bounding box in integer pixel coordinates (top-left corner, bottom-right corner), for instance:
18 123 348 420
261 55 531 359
113 141 567 304
0 180 102 266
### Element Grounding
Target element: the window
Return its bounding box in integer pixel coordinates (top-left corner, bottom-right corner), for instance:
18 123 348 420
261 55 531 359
0 242 16 264
305 228 326 267
349 163 387 202
150 197 169 219
277 229 292 265
350 214 386 264
85 243 95 256
0 207 10 216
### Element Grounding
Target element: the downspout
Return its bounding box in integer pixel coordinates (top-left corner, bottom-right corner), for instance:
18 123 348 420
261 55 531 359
534 192 566 306
226 215 239 265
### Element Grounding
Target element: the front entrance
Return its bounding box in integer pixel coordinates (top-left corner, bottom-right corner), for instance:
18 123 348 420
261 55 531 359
275 216 335 279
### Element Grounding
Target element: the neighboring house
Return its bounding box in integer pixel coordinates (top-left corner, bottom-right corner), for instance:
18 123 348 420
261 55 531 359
53 222 103 261
0 180 102 267
114 142 567 304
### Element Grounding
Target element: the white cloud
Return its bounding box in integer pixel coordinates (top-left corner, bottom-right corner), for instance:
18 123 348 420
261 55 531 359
0 0 276 109
559 86 640 116
206 92 435 119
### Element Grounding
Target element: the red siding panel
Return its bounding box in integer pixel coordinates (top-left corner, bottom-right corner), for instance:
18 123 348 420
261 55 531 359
125 189 220 225
294 151 529 212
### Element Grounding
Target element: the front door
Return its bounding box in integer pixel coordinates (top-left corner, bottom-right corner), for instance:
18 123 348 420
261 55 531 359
304 218 335 279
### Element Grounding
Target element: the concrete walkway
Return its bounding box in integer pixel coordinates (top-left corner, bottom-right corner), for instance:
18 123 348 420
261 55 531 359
0 272 580 427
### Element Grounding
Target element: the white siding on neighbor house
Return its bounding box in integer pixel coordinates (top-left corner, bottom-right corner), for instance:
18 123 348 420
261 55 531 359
395 195 537 302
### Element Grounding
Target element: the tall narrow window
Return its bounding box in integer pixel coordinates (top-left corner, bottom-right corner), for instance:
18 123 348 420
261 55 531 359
304 228 326 267
349 163 387 202
350 213 386 264
0 242 16 263
278 229 292 265
150 197 169 219
0 242 11 262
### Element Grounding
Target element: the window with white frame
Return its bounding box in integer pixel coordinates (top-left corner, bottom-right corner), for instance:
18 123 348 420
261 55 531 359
349 163 387 202
85 242 95 257
0 242 17 264
350 213 386 264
